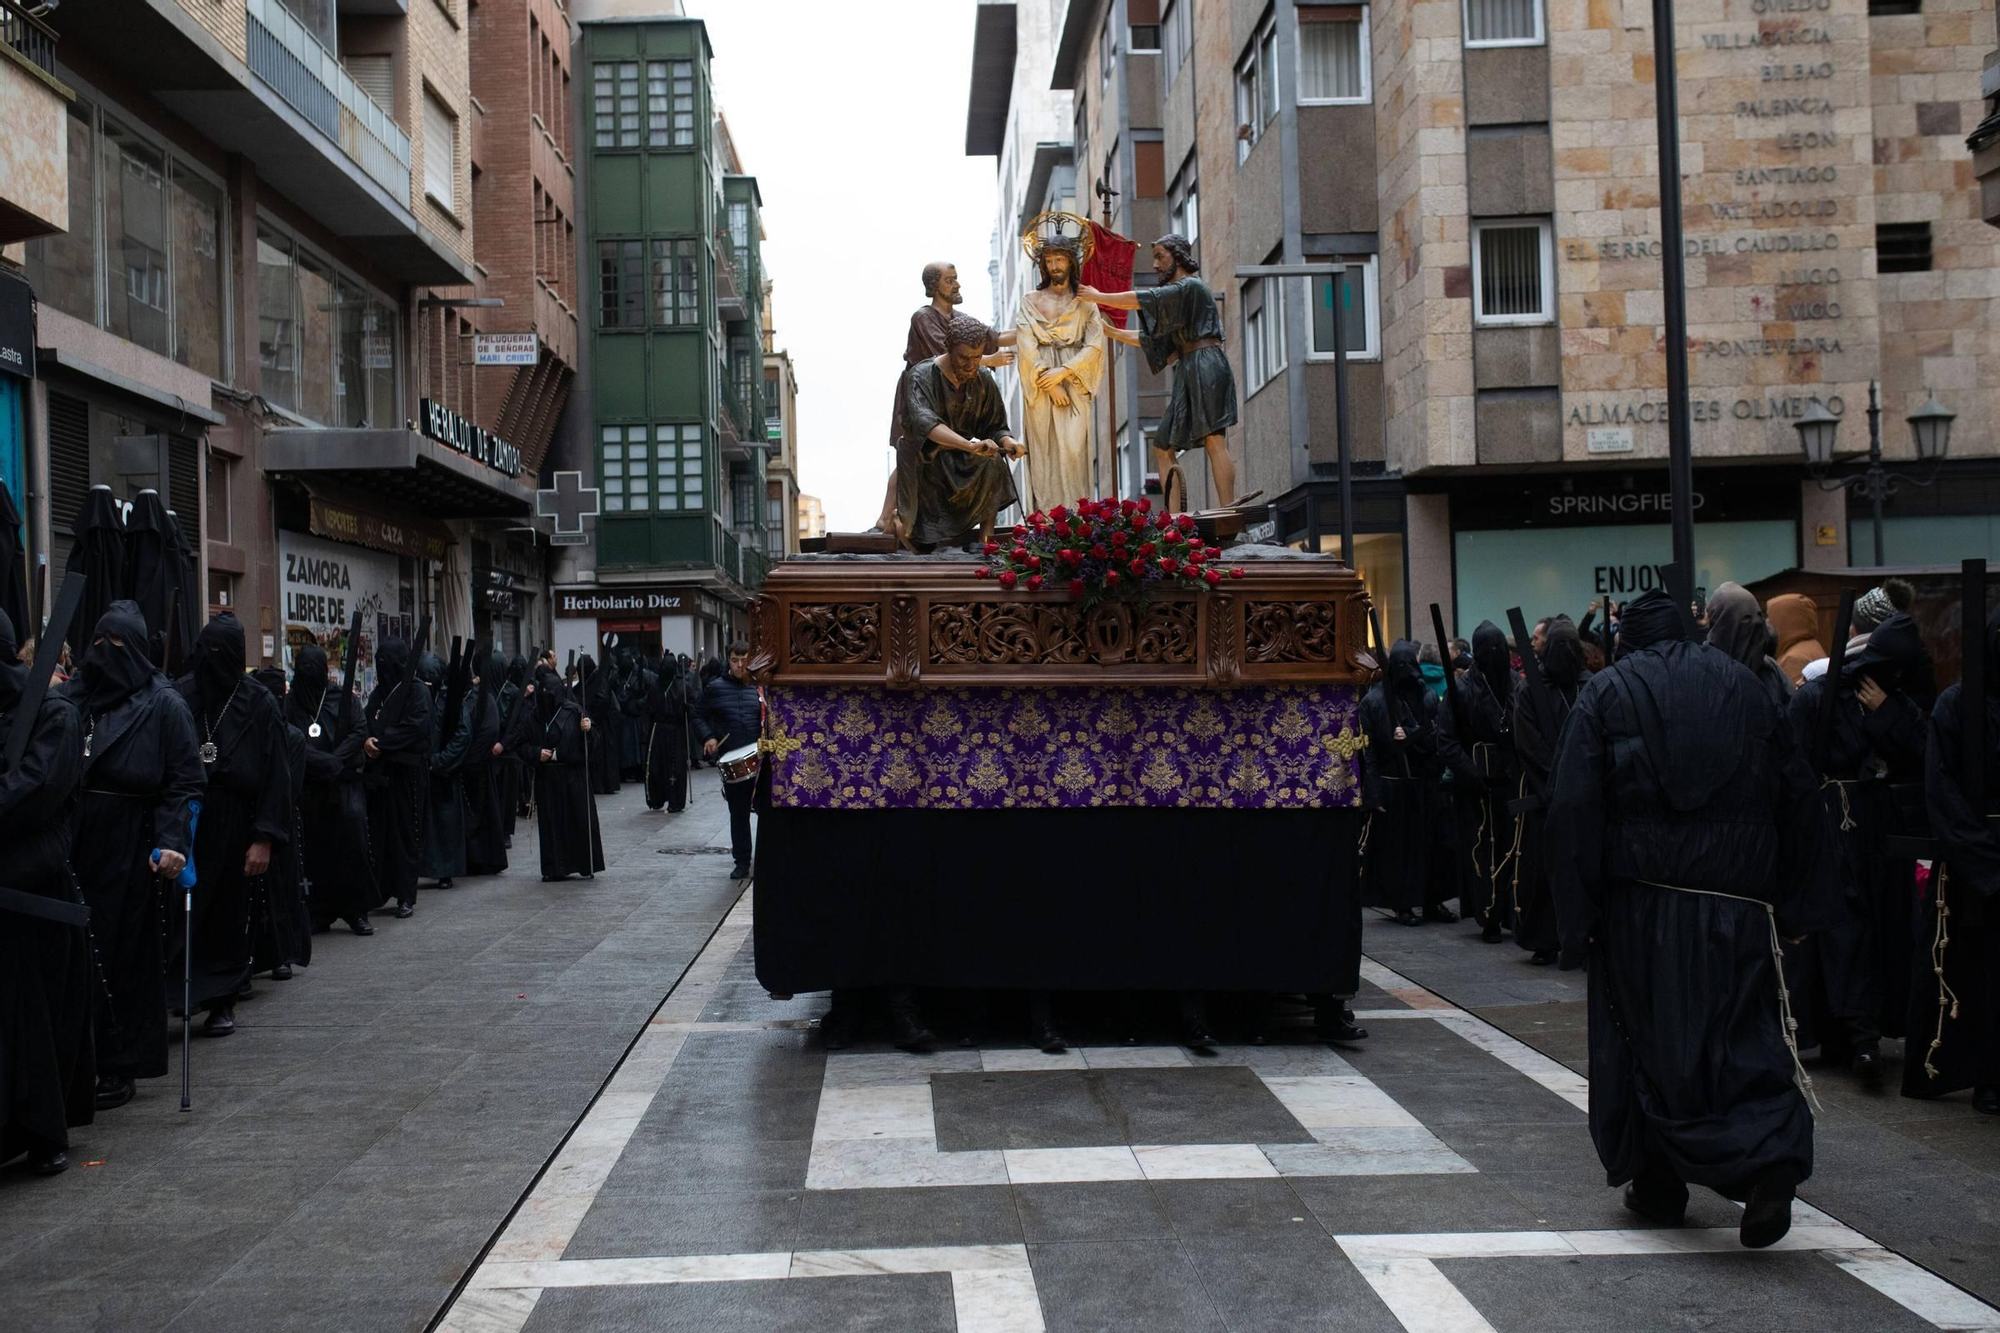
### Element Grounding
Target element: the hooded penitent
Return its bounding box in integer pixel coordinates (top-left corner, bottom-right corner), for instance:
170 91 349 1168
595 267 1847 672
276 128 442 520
78 600 158 714
190 612 248 712
1472 621 1512 707
1542 617 1588 693
291 644 329 697
1610 588 1765 813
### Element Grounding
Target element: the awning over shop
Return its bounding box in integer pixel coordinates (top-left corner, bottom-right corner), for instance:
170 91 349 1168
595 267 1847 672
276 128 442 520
265 427 535 518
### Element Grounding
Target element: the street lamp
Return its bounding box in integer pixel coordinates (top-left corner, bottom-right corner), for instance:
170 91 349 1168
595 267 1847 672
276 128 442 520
1794 380 1954 567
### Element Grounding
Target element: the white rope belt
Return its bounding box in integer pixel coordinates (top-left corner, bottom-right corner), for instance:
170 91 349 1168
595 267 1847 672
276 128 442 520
1819 777 1858 832
1635 879 1821 1114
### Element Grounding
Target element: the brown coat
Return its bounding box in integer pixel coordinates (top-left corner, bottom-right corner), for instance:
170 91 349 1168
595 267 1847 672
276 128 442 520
1767 594 1826 687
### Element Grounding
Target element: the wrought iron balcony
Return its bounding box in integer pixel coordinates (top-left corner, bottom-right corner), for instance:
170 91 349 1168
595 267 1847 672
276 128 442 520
0 0 57 78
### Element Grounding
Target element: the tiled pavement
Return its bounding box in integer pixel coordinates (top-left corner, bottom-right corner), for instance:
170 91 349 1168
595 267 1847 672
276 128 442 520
8 783 2000 1332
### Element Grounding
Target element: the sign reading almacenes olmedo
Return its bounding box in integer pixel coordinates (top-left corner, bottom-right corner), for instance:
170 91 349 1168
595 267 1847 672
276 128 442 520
419 398 522 477
556 589 689 616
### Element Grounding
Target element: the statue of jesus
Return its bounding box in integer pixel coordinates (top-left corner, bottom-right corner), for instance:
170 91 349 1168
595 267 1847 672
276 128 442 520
1015 228 1105 513
1081 234 1240 512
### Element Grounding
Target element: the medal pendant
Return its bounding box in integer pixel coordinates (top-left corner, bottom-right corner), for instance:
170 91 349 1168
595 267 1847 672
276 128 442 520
308 722 323 739
200 741 219 765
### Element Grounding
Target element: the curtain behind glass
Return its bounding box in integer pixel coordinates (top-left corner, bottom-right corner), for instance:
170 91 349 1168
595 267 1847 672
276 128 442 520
1300 21 1362 100
1479 227 1540 318
170 167 226 381
101 120 171 359
24 102 97 325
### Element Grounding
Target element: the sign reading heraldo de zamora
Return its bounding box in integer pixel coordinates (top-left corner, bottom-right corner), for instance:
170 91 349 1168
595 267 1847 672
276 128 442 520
419 398 522 477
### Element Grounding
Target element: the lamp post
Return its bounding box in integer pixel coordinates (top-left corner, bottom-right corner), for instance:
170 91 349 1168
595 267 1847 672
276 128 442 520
1794 382 1955 567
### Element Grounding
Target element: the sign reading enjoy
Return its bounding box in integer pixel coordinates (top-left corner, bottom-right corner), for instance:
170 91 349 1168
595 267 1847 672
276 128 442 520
419 397 522 477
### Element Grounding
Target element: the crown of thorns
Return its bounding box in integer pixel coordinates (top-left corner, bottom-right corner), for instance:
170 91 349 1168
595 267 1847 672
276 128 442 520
1021 211 1094 265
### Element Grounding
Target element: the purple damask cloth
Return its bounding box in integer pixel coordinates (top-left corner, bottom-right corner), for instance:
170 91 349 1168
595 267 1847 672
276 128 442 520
765 684 1365 811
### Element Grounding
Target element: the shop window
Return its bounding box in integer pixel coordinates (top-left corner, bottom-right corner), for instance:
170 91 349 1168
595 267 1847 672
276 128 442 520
649 239 700 325
594 61 640 149
1243 274 1286 392
1464 0 1544 45
1877 222 1932 273
1308 255 1380 361
1298 6 1369 104
1472 219 1555 326
598 240 645 327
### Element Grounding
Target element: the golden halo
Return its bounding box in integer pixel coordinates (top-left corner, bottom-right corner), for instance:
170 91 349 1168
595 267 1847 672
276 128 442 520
1021 211 1095 266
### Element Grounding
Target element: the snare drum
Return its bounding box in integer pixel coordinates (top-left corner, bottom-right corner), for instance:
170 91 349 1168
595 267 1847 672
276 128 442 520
718 742 762 786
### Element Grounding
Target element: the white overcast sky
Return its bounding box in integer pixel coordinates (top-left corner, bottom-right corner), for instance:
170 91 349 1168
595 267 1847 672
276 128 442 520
688 0 1002 531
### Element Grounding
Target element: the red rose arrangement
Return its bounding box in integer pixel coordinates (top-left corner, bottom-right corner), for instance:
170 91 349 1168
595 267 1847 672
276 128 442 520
974 497 1247 605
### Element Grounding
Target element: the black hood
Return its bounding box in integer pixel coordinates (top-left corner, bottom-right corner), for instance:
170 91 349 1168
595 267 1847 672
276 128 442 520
292 644 330 695
251 665 287 700
1542 617 1586 690
376 638 410 687
1615 638 1765 813
534 666 566 723
1845 612 1926 692
1619 589 1683 653
506 655 528 687
0 607 21 714
415 652 445 687
1385 640 1424 699
1471 620 1512 702
191 613 247 707
80 600 157 712
1703 581 1768 673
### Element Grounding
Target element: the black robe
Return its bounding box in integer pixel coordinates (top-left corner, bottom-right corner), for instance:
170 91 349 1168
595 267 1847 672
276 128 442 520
1788 669 1927 1049
288 685 377 924
1359 646 1456 914
252 707 313 974
461 689 507 876
1449 628 1519 930
534 693 604 879
1903 668 2000 1099
1510 670 1585 954
0 687 93 1157
172 672 294 1010
422 672 470 881
1547 637 1833 1196
496 678 524 834
617 664 650 779
644 667 693 812
364 673 432 910
69 674 202 1078
580 667 621 796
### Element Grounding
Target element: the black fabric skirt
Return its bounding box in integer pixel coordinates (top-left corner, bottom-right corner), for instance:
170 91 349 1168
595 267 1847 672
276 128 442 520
754 805 1363 994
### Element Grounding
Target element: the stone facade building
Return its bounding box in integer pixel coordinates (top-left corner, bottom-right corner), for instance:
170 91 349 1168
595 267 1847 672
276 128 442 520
985 0 1998 642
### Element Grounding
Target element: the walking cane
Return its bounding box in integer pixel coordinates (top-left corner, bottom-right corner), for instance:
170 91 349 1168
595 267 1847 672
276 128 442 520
579 657 597 876
180 881 193 1111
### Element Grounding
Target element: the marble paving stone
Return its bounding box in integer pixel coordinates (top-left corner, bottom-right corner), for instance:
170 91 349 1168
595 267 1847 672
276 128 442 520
980 1048 1088 1072
1098 1067 1317 1147
821 1050 981 1089
1133 1144 1281 1181
794 1187 1024 1251
1262 1075 1423 1129
1004 1147 1146 1185
1260 1127 1478 1177
810 1085 935 1143
1204 1044 1360 1077
563 1189 805 1260
601 1135 816 1196
1078 1046 1192 1069
931 1071 1125 1152
1026 1239 1225 1333
953 1268 1048 1333
518 1271 958 1333
1149 1178 1313 1237
804 1138 1010 1191
1012 1182 1177 1243
1288 1172 1542 1235
786 1243 1030 1277
1437 1250 1943 1333
1183 1231 1406 1333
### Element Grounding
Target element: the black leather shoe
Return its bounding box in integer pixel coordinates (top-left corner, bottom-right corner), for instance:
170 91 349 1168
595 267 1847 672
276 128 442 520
821 1007 859 1051
394 902 415 919
1037 1028 1069 1055
1623 1169 1688 1227
1182 1025 1219 1054
271 964 293 981
1481 920 1505 943
201 1009 237 1038
1976 1085 2000 1115
731 863 750 880
889 1011 937 1054
1741 1171 1797 1248
1852 1050 1884 1087
436 877 454 890
345 916 375 936
94 1077 135 1111
1424 904 1460 924
30 1149 68 1177
1394 909 1421 927
1529 950 1557 966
